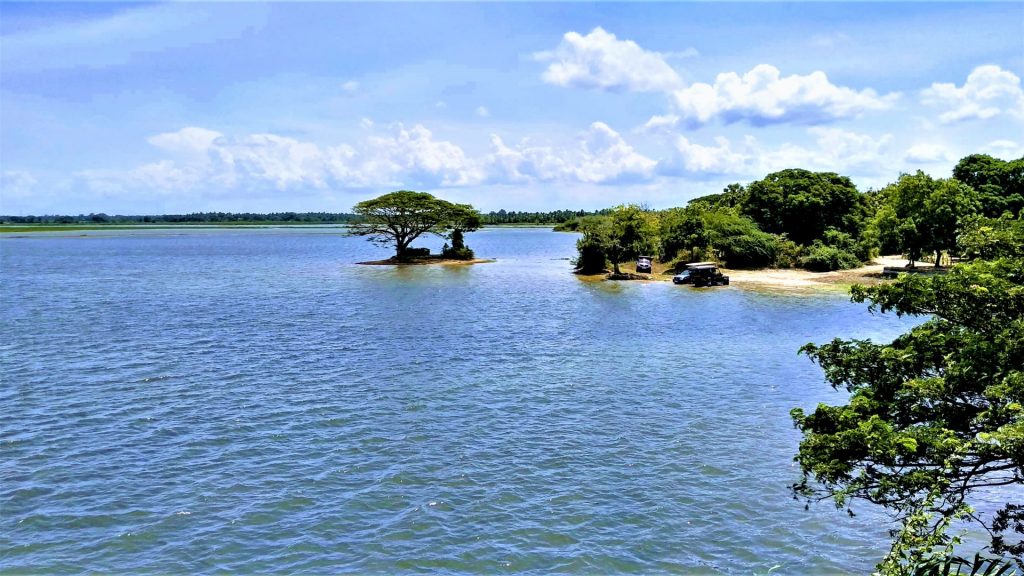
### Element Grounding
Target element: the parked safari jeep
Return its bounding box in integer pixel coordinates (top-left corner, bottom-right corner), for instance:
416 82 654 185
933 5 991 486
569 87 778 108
673 262 729 287
635 256 653 274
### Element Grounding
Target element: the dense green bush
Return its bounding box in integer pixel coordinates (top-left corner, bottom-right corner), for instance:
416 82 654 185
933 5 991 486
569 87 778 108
716 230 778 268
798 242 861 271
404 247 431 258
771 236 802 268
441 245 475 260
574 238 609 273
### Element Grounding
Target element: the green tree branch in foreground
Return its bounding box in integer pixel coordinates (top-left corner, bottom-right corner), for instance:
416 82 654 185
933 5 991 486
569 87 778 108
792 256 1023 571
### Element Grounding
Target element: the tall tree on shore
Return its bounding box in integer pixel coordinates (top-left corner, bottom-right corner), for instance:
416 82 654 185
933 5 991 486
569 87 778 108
871 172 980 266
348 191 480 260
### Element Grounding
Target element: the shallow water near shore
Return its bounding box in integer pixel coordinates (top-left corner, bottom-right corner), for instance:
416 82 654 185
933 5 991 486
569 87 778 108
2 227 921 573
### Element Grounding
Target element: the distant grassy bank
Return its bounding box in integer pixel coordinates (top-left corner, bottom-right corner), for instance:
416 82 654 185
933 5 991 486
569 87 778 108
0 223 358 233
0 222 563 234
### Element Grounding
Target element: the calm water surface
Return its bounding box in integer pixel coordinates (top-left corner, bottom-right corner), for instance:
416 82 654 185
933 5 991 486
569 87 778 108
1 228 920 574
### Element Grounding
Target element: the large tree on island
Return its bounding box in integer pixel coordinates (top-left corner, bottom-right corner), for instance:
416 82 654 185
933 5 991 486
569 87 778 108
349 190 480 260
792 249 1024 571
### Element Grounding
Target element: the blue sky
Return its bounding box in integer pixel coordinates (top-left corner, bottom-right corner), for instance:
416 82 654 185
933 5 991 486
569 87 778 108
1 2 1022 215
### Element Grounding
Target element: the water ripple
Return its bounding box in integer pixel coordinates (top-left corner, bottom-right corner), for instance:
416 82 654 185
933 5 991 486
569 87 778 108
1 228 920 574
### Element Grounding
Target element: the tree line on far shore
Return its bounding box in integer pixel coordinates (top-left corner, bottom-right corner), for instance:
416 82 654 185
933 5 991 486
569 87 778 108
565 153 1023 274
0 209 611 226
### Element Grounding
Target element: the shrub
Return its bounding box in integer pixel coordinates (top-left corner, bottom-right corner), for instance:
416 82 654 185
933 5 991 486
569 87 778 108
404 247 431 258
716 231 778 268
441 244 475 260
573 238 609 273
798 242 861 271
772 236 803 268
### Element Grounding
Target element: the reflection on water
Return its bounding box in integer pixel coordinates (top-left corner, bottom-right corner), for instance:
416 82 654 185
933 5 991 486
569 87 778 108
2 228 920 573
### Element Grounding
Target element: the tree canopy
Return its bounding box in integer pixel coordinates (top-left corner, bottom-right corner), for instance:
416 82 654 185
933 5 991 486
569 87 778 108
742 169 867 246
870 172 980 266
953 154 1024 218
572 205 659 274
793 252 1024 569
348 191 480 260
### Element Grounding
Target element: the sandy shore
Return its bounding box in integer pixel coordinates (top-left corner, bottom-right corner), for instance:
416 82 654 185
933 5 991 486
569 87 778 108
357 257 495 266
582 256 914 293
722 256 911 292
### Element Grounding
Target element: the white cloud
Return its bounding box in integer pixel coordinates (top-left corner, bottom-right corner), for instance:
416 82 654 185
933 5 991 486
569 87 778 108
146 126 223 161
639 114 681 134
904 143 954 164
483 122 656 185
79 123 481 196
654 128 893 179
663 136 750 176
575 122 657 183
475 106 490 118
921 65 1024 123
342 80 359 93
483 136 570 183
362 123 480 187
535 27 683 92
73 122 902 203
808 127 893 167
671 64 899 125
1 170 39 200
983 139 1024 159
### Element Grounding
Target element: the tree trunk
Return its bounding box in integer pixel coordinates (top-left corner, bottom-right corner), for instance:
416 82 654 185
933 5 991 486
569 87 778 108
935 250 942 268
612 260 621 274
396 238 409 261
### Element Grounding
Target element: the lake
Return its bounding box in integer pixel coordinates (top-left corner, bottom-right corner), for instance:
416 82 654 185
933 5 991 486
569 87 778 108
1 227 920 573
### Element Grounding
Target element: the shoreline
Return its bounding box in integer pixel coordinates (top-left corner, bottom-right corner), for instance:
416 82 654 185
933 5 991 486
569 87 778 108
581 256 914 293
356 257 495 266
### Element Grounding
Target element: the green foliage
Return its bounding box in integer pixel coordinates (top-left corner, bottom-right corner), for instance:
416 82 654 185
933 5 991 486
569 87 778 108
772 236 803 268
715 229 778 269
611 204 660 262
959 216 1024 261
573 215 613 274
687 183 748 209
954 154 1024 218
792 257 1024 569
659 206 708 261
441 228 475 259
742 168 867 246
553 219 580 232
703 209 777 268
795 228 868 271
798 243 861 271
349 190 481 260
902 552 1019 576
481 208 610 225
872 172 981 266
441 246 475 260
572 206 659 274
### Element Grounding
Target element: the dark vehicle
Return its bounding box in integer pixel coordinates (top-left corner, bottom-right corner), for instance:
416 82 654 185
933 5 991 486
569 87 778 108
673 262 729 287
672 262 715 284
636 256 653 274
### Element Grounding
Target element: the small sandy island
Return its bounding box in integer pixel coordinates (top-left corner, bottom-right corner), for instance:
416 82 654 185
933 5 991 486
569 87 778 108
357 257 495 266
